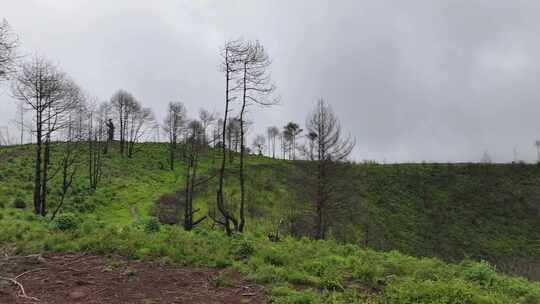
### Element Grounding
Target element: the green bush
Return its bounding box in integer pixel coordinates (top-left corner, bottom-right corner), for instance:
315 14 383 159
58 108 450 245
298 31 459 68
462 260 497 286
231 237 255 259
53 213 79 231
320 268 344 291
263 248 288 266
142 217 161 233
351 262 385 287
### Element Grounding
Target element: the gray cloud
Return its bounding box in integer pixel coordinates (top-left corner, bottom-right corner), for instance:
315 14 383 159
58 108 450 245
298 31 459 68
1 0 540 163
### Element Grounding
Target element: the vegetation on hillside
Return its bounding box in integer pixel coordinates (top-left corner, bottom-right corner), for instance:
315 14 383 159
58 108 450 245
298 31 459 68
1 143 540 303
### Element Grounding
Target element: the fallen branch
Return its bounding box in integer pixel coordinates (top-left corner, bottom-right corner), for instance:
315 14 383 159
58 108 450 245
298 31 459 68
15 268 46 280
0 276 39 301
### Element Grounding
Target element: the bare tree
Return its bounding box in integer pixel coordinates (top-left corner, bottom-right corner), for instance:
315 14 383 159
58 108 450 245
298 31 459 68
199 108 216 146
302 99 355 239
267 126 279 158
0 19 18 81
96 102 113 154
237 40 277 232
88 102 106 191
252 134 266 155
163 102 187 170
126 99 154 158
215 40 245 235
280 131 286 159
12 56 80 215
110 89 135 156
182 120 209 230
51 102 86 220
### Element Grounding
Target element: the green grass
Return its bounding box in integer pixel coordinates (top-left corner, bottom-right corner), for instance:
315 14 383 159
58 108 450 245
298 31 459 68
0 142 540 302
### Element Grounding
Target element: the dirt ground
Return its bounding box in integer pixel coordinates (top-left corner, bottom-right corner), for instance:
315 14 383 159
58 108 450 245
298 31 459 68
0 252 266 304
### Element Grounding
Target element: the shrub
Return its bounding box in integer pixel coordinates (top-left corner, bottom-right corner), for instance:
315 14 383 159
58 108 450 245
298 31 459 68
263 248 288 266
0 201 5 208
12 197 26 209
462 260 497 286
142 217 161 233
210 274 233 288
53 213 79 231
351 262 385 287
231 237 255 259
320 268 344 291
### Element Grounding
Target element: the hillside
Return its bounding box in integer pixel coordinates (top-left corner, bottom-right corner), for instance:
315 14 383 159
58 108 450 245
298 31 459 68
341 163 540 278
1 143 540 303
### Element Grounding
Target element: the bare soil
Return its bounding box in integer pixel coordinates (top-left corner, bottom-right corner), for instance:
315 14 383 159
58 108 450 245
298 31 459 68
0 252 266 304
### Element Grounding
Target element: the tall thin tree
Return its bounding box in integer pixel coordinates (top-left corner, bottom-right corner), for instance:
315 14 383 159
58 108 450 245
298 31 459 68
237 40 276 232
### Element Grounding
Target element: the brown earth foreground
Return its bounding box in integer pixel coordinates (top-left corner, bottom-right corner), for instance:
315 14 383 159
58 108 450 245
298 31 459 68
0 252 266 304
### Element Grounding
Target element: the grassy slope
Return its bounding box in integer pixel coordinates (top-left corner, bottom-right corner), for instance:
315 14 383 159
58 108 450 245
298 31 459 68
346 164 540 269
0 143 540 303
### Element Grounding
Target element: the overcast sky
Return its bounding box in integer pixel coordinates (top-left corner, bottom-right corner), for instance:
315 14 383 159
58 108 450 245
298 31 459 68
2 0 540 163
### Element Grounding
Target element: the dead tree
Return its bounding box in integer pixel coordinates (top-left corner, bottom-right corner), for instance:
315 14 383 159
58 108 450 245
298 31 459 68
0 19 18 81
267 126 279 158
110 89 135 156
163 102 187 170
88 104 105 191
12 56 79 216
41 79 82 216
303 99 355 239
96 102 113 154
215 40 245 235
252 135 266 155
126 100 154 158
183 120 208 230
199 108 216 146
237 40 277 232
51 107 85 220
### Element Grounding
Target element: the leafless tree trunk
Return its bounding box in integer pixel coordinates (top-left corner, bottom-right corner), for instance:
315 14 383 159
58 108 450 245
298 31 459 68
88 107 105 191
12 56 80 216
51 112 83 220
127 104 154 158
215 40 244 235
199 108 216 147
111 90 135 157
182 120 208 230
163 102 187 170
237 40 276 232
302 99 355 239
